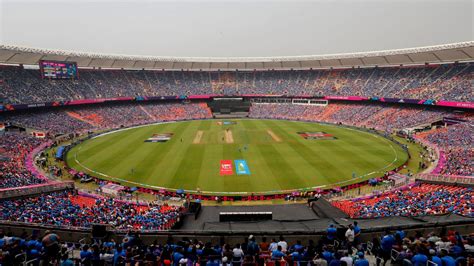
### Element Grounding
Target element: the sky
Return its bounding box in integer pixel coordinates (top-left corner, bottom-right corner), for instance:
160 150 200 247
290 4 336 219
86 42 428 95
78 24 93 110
0 0 472 58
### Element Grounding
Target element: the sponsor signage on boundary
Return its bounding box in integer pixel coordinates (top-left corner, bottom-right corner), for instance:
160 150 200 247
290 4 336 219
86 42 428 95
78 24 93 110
220 160 234 175
144 133 174 143
217 121 237 125
298 131 336 140
234 159 251 175
324 96 368 101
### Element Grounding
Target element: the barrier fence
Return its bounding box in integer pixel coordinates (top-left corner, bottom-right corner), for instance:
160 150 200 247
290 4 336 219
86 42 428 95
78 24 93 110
416 173 474 186
0 181 75 199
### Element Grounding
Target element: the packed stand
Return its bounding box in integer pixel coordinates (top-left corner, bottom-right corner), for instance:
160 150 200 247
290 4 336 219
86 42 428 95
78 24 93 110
333 183 473 218
0 133 46 188
416 122 473 176
1 63 472 104
0 224 472 266
2 109 94 136
0 190 182 230
249 103 447 132
1 102 212 135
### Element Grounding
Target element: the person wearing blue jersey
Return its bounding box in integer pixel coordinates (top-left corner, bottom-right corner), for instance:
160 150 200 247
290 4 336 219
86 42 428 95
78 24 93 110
411 248 428 266
428 249 442 266
326 224 337 244
172 247 185 266
271 245 286 260
354 252 369 266
353 221 361 246
380 231 395 265
440 249 456 266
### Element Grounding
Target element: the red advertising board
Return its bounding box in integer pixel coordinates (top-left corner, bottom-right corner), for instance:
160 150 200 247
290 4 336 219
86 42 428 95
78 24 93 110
220 160 234 175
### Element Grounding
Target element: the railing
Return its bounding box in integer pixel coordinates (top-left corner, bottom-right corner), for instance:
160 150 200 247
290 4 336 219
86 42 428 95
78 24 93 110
0 181 75 199
416 173 474 186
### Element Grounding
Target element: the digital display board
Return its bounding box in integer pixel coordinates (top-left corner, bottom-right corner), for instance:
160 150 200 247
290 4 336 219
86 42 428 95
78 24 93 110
39 60 78 79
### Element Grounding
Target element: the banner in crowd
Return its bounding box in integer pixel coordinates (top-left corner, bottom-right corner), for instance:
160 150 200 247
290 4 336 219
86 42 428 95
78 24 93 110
379 98 424 104
139 96 179 101
63 97 134 106
436 101 474 109
32 131 46 138
324 96 368 101
188 94 223 99
241 94 284 97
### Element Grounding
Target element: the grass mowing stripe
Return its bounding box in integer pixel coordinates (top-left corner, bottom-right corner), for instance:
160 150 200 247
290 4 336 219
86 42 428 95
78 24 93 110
103 123 177 182
198 143 223 191
241 119 257 129
242 120 283 192
265 120 346 184
330 126 407 178
169 144 206 190
67 119 412 193
258 143 308 190
75 131 136 163
133 122 192 187
241 120 282 191
246 120 308 189
95 125 168 171
198 120 212 131
76 125 160 172
299 122 403 174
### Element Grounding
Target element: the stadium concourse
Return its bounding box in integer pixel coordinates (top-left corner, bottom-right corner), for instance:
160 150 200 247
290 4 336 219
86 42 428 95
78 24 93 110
0 60 473 265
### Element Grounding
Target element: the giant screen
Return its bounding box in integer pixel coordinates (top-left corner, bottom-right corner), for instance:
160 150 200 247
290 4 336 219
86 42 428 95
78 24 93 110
39 60 78 79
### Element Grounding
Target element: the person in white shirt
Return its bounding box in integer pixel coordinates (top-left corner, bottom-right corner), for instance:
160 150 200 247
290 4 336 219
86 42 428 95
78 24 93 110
345 224 355 249
340 250 353 266
232 243 244 259
277 236 288 252
269 238 278 252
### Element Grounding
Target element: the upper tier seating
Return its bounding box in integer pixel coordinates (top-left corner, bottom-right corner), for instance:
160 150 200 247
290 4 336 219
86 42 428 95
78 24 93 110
1 63 472 104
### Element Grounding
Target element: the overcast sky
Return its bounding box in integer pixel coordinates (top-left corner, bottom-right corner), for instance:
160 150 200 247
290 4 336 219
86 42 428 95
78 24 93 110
0 0 472 57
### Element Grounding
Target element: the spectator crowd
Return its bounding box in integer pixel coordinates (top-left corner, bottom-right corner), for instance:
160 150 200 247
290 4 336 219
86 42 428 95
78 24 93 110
1 63 472 104
0 222 472 265
0 133 46 188
0 190 182 231
1 102 212 136
333 183 473 218
249 103 448 133
416 122 473 176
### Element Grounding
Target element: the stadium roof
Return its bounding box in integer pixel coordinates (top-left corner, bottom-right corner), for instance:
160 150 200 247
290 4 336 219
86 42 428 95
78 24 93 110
0 42 473 70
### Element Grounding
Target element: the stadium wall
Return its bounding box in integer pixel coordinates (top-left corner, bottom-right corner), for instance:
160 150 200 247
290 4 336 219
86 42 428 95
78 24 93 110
0 216 472 245
1 95 473 113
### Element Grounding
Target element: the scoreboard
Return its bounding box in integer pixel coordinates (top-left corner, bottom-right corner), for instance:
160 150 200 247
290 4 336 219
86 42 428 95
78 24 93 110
39 60 78 79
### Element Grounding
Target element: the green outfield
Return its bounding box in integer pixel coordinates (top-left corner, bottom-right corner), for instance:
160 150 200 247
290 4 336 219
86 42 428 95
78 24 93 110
66 119 409 194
